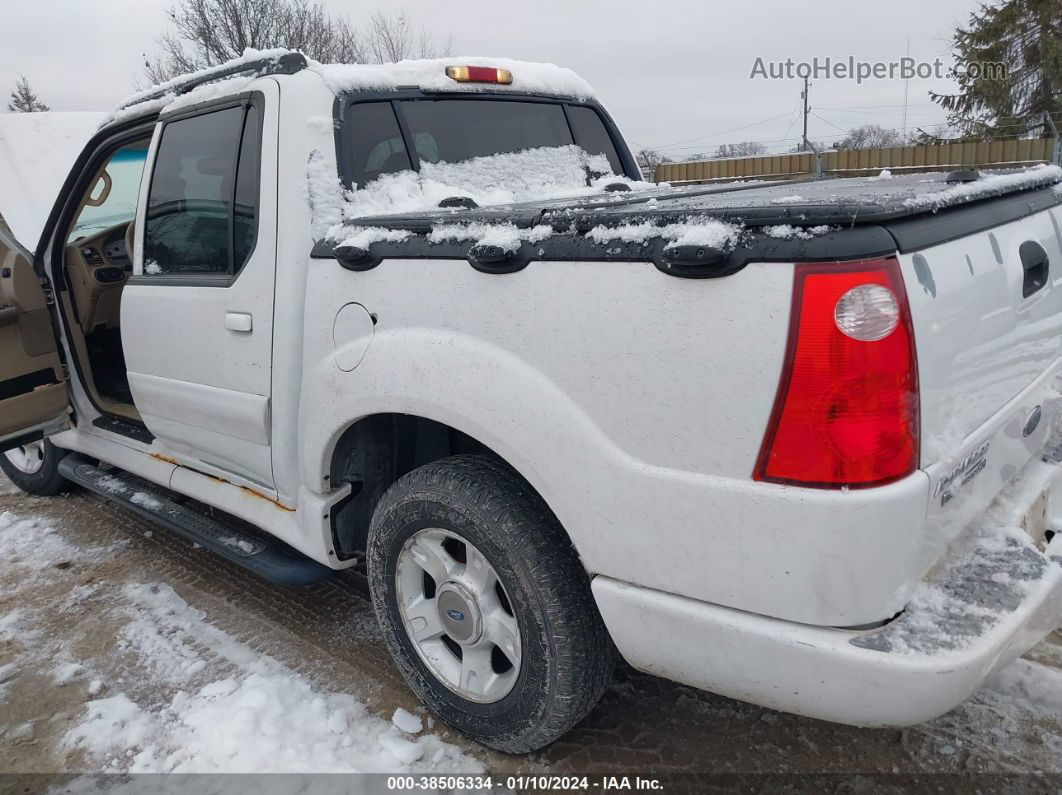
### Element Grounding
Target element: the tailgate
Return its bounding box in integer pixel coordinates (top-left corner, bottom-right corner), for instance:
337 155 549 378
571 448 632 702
897 203 1062 554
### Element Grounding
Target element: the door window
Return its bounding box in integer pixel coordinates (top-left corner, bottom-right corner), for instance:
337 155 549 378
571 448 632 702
143 102 261 278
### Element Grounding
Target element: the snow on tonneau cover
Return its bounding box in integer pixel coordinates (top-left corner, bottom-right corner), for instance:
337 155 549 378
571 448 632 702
320 164 1062 556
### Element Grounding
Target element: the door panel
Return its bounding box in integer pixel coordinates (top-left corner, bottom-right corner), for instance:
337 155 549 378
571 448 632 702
0 232 68 445
122 82 277 488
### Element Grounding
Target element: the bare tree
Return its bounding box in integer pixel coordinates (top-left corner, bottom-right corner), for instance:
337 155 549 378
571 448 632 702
358 10 451 64
714 141 766 158
7 75 50 112
635 148 667 171
145 0 449 83
832 124 912 150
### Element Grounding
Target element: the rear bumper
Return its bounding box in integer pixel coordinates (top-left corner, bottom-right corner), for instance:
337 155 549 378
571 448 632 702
594 464 1062 727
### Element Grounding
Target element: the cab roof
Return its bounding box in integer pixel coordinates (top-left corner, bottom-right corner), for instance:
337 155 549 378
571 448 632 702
105 48 597 127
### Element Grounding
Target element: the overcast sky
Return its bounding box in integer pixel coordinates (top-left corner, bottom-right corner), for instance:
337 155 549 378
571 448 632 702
2 0 980 159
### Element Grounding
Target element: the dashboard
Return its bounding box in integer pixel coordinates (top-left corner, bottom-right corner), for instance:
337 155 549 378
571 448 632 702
65 221 134 334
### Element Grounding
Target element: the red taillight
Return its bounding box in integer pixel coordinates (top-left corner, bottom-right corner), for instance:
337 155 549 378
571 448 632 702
445 65 514 85
754 257 919 488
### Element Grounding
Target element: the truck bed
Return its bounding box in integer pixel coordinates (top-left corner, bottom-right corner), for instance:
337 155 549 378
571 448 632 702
313 165 1062 279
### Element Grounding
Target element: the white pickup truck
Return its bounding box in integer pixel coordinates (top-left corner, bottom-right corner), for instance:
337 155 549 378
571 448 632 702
1 50 1060 754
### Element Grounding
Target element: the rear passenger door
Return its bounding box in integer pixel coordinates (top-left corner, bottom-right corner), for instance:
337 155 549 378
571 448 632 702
122 83 278 490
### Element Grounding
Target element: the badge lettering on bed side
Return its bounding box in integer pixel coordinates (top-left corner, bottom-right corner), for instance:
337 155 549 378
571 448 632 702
934 441 990 507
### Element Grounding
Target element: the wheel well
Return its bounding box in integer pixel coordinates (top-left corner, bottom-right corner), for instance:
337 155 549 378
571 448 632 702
327 414 496 560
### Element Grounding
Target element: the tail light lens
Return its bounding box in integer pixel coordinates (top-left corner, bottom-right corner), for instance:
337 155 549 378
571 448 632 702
445 66 514 85
754 257 919 488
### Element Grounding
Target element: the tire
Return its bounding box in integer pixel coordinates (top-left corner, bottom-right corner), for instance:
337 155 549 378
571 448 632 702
0 439 72 496
367 454 614 753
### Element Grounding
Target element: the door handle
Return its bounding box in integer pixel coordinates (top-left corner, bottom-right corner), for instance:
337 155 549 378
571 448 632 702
225 312 253 332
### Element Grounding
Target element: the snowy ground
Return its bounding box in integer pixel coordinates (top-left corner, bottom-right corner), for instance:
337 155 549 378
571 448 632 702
1 471 1060 786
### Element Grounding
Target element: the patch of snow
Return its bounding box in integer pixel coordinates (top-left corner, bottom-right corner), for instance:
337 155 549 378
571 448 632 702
335 227 413 250
868 169 893 181
306 149 346 240
52 661 87 685
129 492 163 511
762 224 836 240
392 708 423 735
62 582 481 773
95 475 126 495
769 195 806 204
217 535 255 554
855 460 1062 657
0 510 85 571
903 164 1062 212
429 222 553 253
0 609 40 644
143 259 162 275
312 55 596 101
106 48 291 124
162 76 257 115
986 658 1062 713
587 218 743 250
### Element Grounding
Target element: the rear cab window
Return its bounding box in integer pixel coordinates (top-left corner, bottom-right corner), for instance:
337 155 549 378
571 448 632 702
339 96 626 189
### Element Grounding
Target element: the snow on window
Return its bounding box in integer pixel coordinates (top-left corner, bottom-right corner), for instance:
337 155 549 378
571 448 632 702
311 143 651 244
344 145 628 219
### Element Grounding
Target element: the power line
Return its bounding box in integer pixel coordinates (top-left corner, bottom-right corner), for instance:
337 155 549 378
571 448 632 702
815 102 937 110
809 111 849 134
649 111 796 151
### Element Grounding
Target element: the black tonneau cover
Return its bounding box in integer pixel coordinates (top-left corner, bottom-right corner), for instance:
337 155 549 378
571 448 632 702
315 167 1062 279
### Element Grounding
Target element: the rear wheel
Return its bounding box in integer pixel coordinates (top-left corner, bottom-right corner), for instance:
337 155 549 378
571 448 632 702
0 439 71 496
367 454 614 753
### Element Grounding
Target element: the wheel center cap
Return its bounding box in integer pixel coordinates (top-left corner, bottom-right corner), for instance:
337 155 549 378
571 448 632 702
436 581 482 644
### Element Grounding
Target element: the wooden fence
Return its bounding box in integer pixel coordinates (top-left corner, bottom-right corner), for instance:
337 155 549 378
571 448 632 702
654 137 1060 184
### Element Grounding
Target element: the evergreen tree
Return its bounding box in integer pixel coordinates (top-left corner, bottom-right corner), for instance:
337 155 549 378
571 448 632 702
931 0 1061 138
7 75 50 112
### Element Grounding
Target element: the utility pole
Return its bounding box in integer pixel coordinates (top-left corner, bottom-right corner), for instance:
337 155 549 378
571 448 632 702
801 76 811 151
901 38 910 139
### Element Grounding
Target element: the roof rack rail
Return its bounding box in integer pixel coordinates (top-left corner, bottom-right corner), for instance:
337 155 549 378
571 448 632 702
116 52 308 112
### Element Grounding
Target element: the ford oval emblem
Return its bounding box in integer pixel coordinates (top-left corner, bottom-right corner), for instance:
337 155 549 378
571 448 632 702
446 609 466 621
1023 405 1042 438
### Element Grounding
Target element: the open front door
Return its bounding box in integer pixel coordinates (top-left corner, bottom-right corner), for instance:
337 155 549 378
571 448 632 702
0 224 68 451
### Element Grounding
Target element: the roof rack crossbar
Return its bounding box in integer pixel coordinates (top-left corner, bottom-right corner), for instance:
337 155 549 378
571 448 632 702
117 52 308 111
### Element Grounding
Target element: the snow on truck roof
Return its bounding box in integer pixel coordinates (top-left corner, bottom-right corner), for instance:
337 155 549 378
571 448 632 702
106 48 596 124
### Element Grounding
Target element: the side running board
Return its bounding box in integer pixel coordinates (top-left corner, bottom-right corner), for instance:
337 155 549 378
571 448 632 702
58 454 335 587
